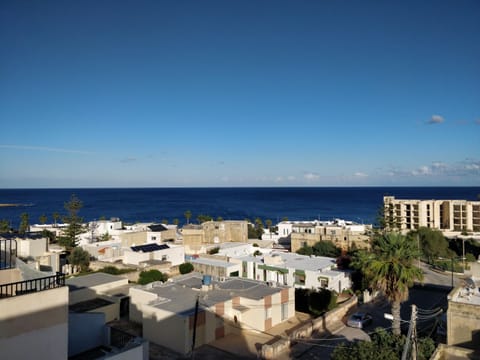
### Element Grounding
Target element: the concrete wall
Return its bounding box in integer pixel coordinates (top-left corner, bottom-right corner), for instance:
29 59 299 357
142 305 190 354
68 312 106 356
129 286 159 324
17 237 47 258
119 231 148 247
0 286 69 360
447 290 480 349
261 295 358 359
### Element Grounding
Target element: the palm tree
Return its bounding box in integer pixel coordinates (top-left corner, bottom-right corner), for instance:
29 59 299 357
353 232 423 335
184 210 192 225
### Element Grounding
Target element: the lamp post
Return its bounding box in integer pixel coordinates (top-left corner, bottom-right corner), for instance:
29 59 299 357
451 257 454 289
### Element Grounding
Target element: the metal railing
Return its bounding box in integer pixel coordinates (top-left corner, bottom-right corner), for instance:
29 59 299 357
0 272 65 298
110 327 138 349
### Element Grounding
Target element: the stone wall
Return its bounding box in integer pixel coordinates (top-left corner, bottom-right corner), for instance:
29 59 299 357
261 295 358 359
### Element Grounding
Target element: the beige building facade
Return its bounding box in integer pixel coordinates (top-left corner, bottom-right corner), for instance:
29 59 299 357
182 220 248 254
130 273 294 355
290 221 371 253
447 279 480 350
384 196 480 233
0 238 69 360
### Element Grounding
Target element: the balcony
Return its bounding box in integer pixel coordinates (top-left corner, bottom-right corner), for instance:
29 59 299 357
0 272 65 298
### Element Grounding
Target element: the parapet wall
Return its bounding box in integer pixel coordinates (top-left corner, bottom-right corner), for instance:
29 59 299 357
261 295 358 359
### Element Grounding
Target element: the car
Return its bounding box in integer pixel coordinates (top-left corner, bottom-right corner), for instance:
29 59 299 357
347 312 372 329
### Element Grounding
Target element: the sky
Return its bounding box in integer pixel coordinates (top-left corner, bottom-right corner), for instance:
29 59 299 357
1 0 479 188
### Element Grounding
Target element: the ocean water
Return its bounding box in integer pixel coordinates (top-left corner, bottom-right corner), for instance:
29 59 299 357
0 187 479 228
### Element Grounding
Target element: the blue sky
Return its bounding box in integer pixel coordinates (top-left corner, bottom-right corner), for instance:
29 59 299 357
1 0 479 188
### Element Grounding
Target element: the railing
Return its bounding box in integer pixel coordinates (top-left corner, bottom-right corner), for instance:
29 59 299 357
110 327 138 349
0 272 65 298
0 238 17 270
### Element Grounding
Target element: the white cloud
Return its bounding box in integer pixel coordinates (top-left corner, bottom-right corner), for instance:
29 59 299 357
287 175 296 181
427 115 445 124
304 172 320 181
411 165 432 176
0 144 92 154
353 172 368 177
120 157 137 163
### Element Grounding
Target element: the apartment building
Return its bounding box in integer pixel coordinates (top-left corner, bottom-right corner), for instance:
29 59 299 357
384 196 480 233
290 219 371 252
0 238 69 360
181 220 248 254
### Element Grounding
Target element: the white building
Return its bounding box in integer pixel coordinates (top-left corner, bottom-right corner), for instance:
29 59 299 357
123 243 185 267
234 251 351 293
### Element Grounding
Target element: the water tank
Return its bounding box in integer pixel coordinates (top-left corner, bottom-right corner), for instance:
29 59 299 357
202 275 212 285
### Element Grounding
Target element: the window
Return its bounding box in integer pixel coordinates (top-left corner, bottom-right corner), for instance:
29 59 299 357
151 236 157 241
295 274 305 285
281 303 288 321
162 255 167 261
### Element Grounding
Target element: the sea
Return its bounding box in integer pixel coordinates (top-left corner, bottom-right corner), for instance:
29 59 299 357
1 187 479 228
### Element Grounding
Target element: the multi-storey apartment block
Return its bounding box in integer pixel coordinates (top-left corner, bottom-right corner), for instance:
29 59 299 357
384 196 480 233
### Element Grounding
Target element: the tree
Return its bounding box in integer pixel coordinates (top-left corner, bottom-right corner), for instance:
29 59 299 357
19 212 29 235
254 218 264 239
184 210 192 225
39 214 48 225
61 194 85 248
296 241 340 258
98 232 112 242
138 269 168 285
297 245 313 256
331 327 435 360
197 214 212 223
173 218 179 226
68 247 90 272
265 219 272 230
253 250 262 256
179 262 194 274
352 233 423 335
161 219 169 225
0 219 11 233
312 241 341 257
408 227 451 264
52 212 60 227
42 229 56 244
216 216 224 222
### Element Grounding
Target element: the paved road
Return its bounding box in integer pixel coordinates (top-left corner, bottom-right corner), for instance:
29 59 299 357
286 262 458 360
418 261 463 288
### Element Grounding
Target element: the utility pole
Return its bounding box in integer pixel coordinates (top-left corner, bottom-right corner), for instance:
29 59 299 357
411 305 417 360
401 304 417 360
190 294 200 359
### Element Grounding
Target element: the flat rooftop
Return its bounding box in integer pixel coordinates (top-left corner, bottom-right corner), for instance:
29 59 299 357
238 252 339 273
135 272 285 315
190 257 239 268
66 273 127 291
70 297 114 313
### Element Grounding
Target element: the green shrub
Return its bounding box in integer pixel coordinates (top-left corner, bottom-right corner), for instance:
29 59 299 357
98 266 135 275
179 262 194 274
138 270 168 285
